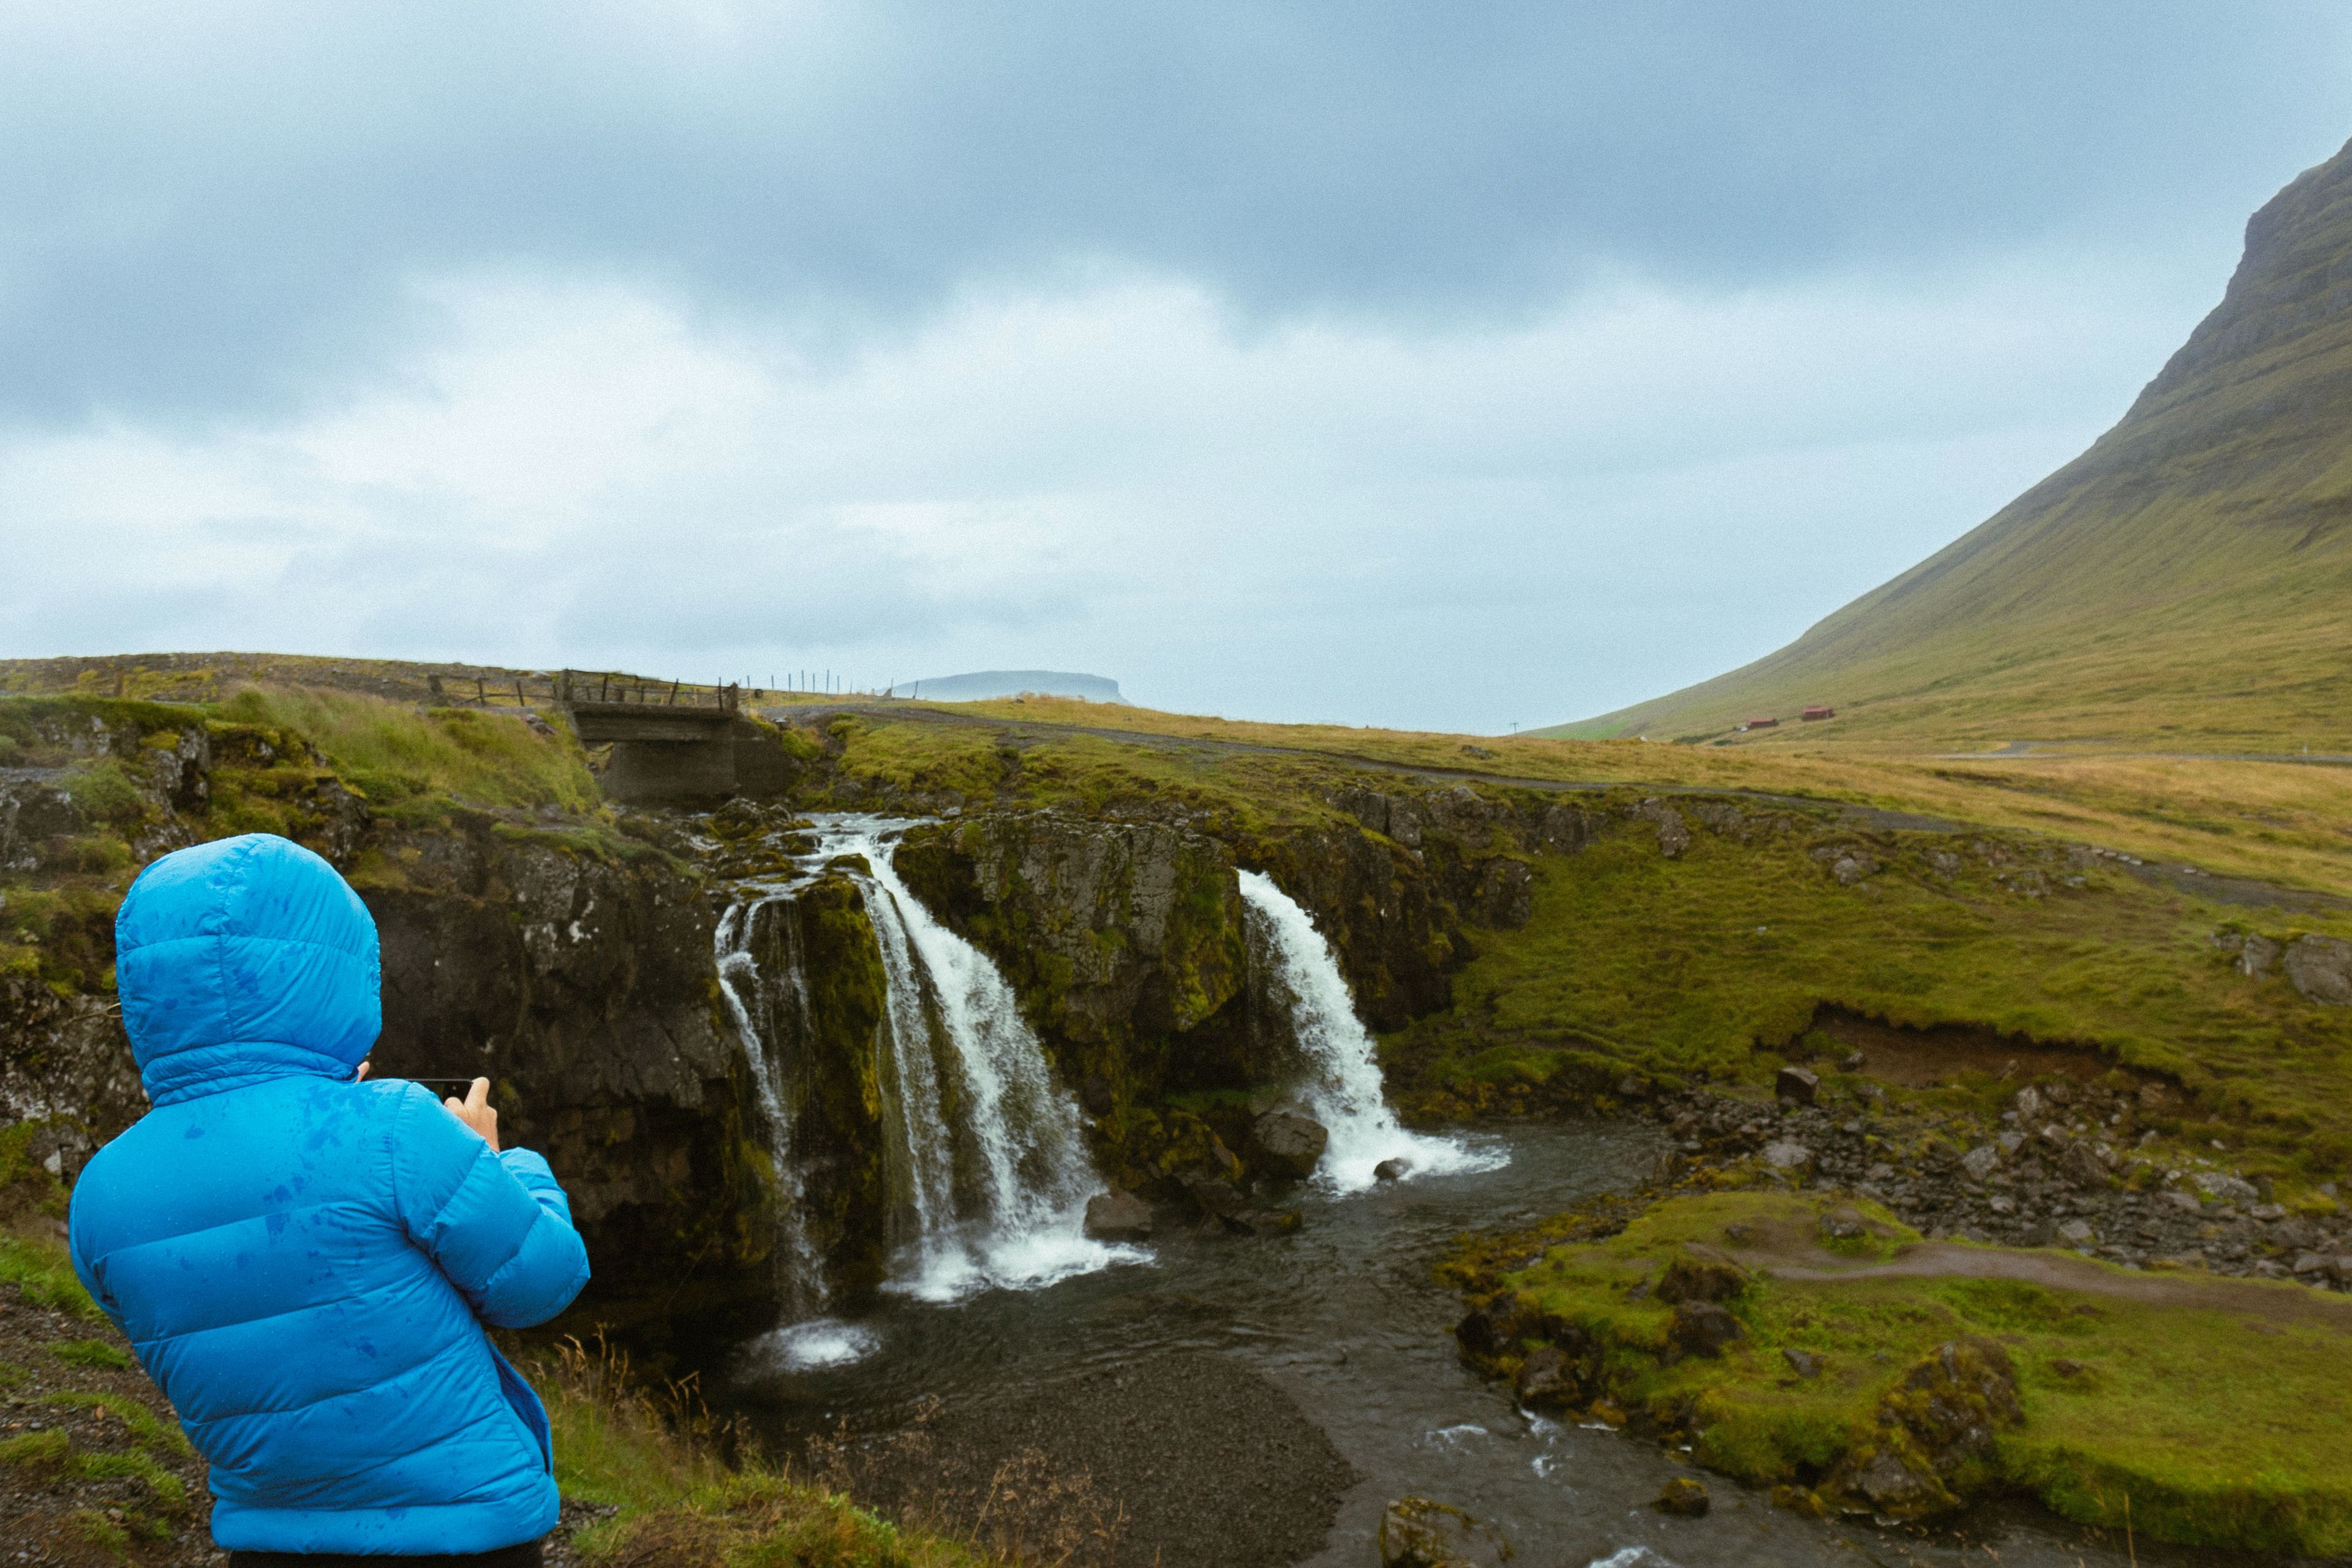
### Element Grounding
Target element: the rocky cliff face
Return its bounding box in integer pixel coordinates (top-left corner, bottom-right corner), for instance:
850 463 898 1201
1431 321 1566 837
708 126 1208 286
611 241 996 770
356 819 775 1329
895 812 1251 1102
0 699 778 1331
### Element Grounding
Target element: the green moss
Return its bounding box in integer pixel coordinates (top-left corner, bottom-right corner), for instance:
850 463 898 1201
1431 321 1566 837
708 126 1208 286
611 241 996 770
1395 818 2352 1166
1488 1190 2352 1555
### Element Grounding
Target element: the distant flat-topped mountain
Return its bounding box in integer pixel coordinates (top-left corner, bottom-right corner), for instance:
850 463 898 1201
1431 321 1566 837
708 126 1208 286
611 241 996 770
1543 138 2352 751
897 669 1125 704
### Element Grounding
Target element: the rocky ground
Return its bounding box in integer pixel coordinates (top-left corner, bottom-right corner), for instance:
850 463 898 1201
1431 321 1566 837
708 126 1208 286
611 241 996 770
826 1351 1356 1568
0 1245 215 1567
1649 1066 2352 1287
0 1262 615 1567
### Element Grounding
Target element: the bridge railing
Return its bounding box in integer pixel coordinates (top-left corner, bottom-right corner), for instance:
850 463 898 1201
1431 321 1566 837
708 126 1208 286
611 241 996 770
424 671 741 714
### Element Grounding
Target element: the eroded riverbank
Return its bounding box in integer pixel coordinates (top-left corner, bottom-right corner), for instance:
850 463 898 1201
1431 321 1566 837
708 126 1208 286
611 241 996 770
701 1121 2263 1568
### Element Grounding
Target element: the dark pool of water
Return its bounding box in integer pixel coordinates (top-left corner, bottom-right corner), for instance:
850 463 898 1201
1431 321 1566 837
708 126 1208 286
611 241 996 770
712 1122 2242 1567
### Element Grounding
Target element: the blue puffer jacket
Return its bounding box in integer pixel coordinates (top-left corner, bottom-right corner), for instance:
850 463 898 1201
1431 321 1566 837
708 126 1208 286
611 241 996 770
68 834 591 1555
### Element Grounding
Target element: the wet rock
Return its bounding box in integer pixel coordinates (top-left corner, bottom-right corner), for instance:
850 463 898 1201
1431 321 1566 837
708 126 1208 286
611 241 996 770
1656 1476 1711 1517
1080 1073 1117 1117
1776 1065 1820 1104
1455 1297 1526 1360
1084 1189 1154 1242
1657 1245 1751 1304
1222 1207 1303 1238
1671 1298 1746 1356
2239 933 2282 979
1376 1496 1507 1568
1782 1348 1825 1379
1185 1177 1246 1218
2286 935 2352 1005
1513 1345 1587 1411
1250 1109 1330 1180
1373 1157 1411 1183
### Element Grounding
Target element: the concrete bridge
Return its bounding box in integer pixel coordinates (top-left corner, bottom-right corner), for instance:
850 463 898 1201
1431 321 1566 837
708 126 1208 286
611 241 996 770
423 670 799 803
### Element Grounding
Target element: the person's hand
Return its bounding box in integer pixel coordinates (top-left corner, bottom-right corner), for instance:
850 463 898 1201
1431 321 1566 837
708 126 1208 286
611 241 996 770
442 1077 500 1153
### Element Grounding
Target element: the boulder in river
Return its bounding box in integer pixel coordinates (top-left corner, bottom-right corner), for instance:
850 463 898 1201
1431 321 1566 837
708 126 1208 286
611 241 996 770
1656 1476 1711 1516
1376 1496 1508 1567
1222 1207 1303 1238
1084 1189 1154 1242
1250 1109 1330 1180
1185 1175 1247 1218
1512 1344 1588 1410
1373 1157 1411 1182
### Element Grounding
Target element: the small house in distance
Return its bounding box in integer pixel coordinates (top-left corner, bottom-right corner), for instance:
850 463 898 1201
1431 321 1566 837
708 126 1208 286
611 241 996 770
1800 705 1836 722
1739 716 1779 731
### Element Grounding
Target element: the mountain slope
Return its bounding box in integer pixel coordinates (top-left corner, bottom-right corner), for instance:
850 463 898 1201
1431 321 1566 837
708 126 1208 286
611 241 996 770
1547 138 2352 750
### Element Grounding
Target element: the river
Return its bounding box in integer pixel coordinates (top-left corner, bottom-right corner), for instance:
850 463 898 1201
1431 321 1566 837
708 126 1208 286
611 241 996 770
710 1117 2220 1568
701 814 2222 1567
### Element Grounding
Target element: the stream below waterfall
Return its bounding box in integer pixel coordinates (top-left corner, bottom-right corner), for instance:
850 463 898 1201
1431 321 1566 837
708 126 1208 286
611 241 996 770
698 814 2206 1568
708 1119 2199 1568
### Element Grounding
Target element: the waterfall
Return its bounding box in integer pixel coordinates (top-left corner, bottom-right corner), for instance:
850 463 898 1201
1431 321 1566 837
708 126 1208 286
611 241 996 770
1238 869 1504 1193
815 816 1142 1302
713 886 830 1318
717 814 1140 1332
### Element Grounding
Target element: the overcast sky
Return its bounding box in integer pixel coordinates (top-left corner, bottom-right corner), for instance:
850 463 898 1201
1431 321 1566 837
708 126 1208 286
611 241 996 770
4 4 2348 731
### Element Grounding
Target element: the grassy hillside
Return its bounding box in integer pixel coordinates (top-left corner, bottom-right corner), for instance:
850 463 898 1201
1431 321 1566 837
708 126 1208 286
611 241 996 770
1548 137 2352 752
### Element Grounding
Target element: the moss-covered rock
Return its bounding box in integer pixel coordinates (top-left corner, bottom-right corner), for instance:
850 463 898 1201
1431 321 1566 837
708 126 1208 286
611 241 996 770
895 810 1253 1111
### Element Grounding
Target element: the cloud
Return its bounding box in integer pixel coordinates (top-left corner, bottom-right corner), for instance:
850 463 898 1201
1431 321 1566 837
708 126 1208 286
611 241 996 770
1 2 2346 424
0 248 2199 728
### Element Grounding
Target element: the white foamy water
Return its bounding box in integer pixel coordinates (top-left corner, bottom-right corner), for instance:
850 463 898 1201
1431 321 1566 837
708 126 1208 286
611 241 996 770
751 1317 881 1371
1238 869 1506 1193
714 889 829 1314
815 817 1147 1302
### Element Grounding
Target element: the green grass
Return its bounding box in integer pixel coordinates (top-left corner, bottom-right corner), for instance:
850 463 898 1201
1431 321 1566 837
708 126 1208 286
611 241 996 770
1390 815 2352 1177
0 1236 102 1321
214 687 599 812
1491 1191 2352 1555
530 1337 1000 1566
45 1338 134 1371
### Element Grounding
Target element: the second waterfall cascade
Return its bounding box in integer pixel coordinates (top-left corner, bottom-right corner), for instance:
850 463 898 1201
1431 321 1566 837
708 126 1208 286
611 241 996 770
1237 870 1504 1191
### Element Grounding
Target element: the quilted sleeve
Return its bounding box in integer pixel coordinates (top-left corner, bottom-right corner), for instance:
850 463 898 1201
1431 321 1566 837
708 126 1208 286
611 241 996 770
391 1086 591 1329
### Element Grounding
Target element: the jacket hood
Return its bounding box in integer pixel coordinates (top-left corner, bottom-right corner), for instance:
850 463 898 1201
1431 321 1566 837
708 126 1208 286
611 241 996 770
115 834 381 1106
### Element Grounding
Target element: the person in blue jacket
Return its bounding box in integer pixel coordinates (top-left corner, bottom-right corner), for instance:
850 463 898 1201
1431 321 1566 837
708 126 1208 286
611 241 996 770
68 833 591 1564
